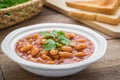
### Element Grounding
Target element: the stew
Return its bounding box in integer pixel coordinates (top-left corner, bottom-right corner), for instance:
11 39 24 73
16 30 94 64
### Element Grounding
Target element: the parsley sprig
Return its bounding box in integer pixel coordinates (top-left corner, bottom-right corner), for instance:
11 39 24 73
40 30 71 50
57 31 71 45
40 30 57 39
43 39 56 50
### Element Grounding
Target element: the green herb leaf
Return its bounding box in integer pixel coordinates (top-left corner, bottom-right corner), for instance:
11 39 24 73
58 35 71 45
57 31 65 36
57 31 71 45
40 32 50 38
41 31 71 50
49 30 57 39
40 30 57 39
43 39 56 50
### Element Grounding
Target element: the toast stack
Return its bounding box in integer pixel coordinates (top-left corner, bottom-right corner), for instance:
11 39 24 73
66 0 120 25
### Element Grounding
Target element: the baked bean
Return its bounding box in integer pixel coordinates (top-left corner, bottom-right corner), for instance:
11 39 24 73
40 50 49 55
32 34 39 39
20 42 32 52
31 47 39 56
26 36 31 40
59 52 72 58
51 55 59 59
61 46 72 52
28 39 33 43
40 39 46 44
65 33 75 39
41 54 52 60
70 42 76 47
35 41 41 45
50 49 58 56
28 58 36 62
75 44 86 50
27 50 31 54
74 52 86 57
37 57 44 63
46 61 55 64
76 38 87 42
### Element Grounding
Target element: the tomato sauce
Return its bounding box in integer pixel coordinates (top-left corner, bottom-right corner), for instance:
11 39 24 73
15 31 94 64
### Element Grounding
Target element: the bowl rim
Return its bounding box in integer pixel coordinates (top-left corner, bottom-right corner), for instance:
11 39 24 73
1 23 107 70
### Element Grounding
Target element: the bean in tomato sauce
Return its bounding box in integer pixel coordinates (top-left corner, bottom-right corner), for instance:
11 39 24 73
15 30 94 64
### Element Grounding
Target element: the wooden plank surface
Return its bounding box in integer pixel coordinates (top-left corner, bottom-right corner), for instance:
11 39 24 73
0 39 120 80
0 54 120 80
45 0 120 37
0 7 120 80
0 68 4 80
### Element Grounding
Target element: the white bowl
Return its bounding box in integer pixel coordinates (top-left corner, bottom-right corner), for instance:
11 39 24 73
1 23 107 77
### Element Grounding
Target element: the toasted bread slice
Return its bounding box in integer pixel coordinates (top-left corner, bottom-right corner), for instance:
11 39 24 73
66 0 119 15
69 8 96 20
96 9 120 24
119 0 120 3
69 7 120 25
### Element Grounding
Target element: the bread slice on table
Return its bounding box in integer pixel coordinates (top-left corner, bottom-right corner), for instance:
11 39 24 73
119 0 120 3
68 7 120 25
66 0 119 15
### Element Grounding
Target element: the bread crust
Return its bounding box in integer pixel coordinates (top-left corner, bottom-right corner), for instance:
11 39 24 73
66 0 119 15
69 8 120 25
96 15 120 25
69 11 96 20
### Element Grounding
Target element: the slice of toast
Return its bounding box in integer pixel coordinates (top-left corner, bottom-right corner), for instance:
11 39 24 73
69 7 120 25
119 0 120 3
66 0 119 15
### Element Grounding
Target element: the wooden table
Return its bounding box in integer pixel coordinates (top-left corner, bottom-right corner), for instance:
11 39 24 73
0 7 120 80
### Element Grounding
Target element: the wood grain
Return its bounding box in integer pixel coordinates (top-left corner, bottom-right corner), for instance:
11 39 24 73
45 0 120 37
41 6 58 16
0 39 120 80
0 67 4 80
88 39 120 69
